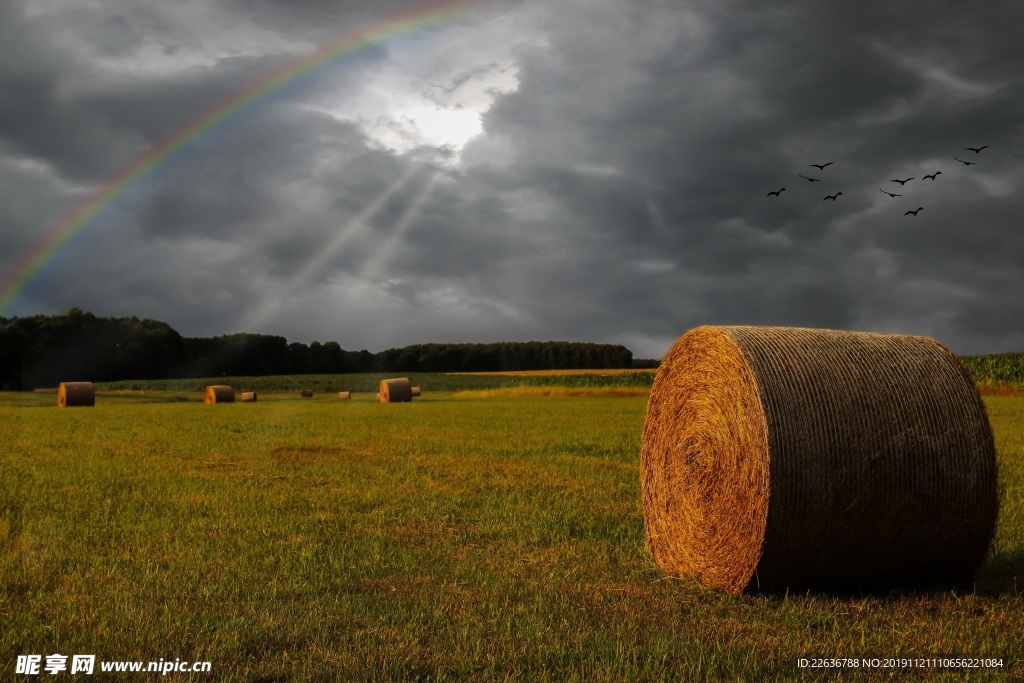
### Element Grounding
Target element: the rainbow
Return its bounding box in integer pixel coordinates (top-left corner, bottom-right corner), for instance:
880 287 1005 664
0 0 478 317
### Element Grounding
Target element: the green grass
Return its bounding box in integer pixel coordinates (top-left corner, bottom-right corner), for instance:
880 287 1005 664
2 391 1022 681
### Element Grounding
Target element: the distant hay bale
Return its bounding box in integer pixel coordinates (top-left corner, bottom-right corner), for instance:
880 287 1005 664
338 391 352 400
240 391 257 402
57 382 94 407
641 325 999 594
300 389 314 398
411 387 421 397
379 378 413 403
204 385 235 404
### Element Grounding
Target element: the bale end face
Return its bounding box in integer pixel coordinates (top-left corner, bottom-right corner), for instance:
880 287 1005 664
641 327 769 594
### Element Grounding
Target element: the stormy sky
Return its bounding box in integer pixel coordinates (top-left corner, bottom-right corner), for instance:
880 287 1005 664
1 0 1022 358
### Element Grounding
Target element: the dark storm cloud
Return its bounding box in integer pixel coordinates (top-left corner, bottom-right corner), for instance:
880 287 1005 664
455 0 1024 354
0 1 385 182
2 0 1022 357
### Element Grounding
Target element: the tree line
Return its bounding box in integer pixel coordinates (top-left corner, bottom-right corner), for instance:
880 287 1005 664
0 309 637 390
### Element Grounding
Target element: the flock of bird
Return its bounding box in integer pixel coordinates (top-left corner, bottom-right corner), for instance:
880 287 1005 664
766 146 990 216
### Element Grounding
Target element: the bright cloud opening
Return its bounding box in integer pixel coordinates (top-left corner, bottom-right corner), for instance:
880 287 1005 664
397 106 483 149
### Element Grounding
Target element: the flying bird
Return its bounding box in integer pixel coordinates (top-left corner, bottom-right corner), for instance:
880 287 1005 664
954 157 977 166
798 174 822 182
809 162 834 170
905 207 924 216
890 177 914 185
767 188 786 197
879 189 901 197
964 146 989 153
824 192 843 201
923 172 941 180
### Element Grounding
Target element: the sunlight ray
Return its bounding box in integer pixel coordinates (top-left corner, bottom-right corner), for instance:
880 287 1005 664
361 168 442 277
241 162 424 331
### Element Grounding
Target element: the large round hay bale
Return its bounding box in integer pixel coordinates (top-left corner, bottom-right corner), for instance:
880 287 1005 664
641 325 998 594
204 385 235 404
338 391 352 400
240 391 257 402
300 389 314 398
411 387 421 397
58 382 94 407
379 378 413 403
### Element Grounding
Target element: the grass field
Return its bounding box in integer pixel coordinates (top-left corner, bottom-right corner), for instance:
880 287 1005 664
2 385 1023 680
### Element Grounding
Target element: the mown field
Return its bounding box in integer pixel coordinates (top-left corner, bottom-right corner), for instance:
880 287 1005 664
2 378 1023 680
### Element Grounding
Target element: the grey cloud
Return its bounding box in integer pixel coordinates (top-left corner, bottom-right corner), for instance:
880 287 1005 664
2 0 1022 358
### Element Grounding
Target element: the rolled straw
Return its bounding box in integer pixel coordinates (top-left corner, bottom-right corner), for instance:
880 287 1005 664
379 378 413 403
204 385 235 404
641 325 998 593
57 382 94 407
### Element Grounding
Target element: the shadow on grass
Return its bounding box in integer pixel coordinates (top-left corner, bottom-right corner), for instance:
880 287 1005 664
743 549 1024 599
974 548 1024 597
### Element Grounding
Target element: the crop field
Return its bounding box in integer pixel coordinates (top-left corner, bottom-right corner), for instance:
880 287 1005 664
962 352 1024 388
449 369 656 377
89 370 657 395
2 382 1023 680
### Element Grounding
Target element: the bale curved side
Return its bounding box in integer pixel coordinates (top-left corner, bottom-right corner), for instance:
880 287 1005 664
411 387 422 397
240 391 257 402
379 378 413 403
204 385 235 404
58 382 95 407
338 391 352 400
641 325 999 594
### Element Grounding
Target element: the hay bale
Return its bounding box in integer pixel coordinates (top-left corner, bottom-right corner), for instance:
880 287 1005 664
57 382 94 407
204 385 235 404
379 378 413 403
338 391 352 400
300 389 314 398
641 325 998 594
411 387 421 397
240 391 257 402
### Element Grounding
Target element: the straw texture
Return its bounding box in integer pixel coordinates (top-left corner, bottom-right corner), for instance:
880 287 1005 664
641 325 998 594
58 382 94 407
379 378 413 403
204 385 235 404
411 387 422 397
240 391 257 402
338 391 352 399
